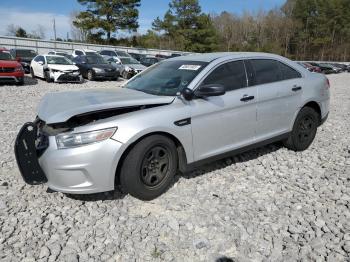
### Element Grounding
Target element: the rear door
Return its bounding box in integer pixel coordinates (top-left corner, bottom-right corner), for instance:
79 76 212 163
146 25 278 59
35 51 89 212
247 59 303 141
191 60 257 161
32 56 45 77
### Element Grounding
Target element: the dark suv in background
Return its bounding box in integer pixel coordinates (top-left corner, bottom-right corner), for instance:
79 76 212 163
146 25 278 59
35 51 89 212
10 49 37 73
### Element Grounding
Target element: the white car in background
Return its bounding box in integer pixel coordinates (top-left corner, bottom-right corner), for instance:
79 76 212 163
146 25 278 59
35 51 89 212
30 55 82 83
72 49 97 57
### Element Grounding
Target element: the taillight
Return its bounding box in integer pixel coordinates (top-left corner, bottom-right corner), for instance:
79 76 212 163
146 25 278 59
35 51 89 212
326 77 330 88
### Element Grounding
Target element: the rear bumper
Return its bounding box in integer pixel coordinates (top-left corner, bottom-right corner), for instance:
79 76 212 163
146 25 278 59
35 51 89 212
15 122 124 194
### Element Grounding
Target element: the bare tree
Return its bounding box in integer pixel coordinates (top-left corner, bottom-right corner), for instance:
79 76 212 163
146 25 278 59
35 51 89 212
6 24 17 36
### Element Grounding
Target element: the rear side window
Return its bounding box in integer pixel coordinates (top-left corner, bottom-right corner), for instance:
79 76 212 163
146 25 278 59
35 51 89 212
75 50 84 56
278 62 302 80
250 59 281 85
202 60 247 91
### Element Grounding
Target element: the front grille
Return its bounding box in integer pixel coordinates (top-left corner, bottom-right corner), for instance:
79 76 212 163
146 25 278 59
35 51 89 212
0 67 15 73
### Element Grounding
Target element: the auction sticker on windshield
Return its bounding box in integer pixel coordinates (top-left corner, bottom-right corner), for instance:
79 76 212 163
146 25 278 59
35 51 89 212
179 65 202 70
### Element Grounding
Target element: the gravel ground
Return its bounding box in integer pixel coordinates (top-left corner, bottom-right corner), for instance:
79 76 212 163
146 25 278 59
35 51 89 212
0 74 349 262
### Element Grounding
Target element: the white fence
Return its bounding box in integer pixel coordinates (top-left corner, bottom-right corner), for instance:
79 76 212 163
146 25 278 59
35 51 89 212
0 35 190 56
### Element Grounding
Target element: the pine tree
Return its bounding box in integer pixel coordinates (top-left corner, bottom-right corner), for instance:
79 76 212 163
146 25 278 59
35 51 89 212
74 0 141 42
152 0 218 52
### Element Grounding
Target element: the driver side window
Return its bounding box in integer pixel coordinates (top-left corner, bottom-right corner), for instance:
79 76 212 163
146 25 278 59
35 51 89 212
202 60 247 92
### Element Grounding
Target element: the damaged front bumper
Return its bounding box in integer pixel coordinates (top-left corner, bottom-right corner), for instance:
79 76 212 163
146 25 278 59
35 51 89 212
14 122 48 184
51 71 82 83
15 121 124 194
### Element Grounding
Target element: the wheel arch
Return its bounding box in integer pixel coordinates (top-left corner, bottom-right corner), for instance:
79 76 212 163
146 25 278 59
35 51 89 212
302 101 322 124
114 131 188 185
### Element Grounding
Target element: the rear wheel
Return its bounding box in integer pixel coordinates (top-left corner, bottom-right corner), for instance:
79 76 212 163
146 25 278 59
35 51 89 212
120 135 178 200
283 107 319 151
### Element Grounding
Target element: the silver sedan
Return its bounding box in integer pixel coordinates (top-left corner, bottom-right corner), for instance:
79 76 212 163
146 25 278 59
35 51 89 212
15 52 330 200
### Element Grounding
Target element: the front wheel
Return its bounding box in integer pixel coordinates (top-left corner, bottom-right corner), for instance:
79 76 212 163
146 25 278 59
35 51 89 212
120 135 178 200
87 70 94 81
30 67 35 78
283 107 319 151
44 71 52 83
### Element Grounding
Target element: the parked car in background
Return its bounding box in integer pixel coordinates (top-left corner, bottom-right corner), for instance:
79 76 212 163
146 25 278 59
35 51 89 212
10 48 37 73
99 49 131 62
48 51 74 61
15 52 330 200
330 63 347 72
30 55 82 83
140 56 164 67
128 52 146 62
72 49 97 57
155 54 170 59
320 63 342 73
73 54 118 81
108 56 146 79
297 62 321 73
308 62 335 74
0 48 24 85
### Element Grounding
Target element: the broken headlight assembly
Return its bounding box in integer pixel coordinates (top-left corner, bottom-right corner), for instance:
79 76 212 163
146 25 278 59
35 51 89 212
56 128 117 149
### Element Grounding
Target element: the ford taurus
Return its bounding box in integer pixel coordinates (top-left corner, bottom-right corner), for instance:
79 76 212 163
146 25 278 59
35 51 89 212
15 52 330 200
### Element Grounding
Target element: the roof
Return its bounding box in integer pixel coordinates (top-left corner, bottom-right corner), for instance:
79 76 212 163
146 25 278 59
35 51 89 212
169 52 286 62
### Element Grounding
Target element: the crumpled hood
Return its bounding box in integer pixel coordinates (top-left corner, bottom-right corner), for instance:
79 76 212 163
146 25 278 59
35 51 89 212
47 64 79 72
37 88 175 124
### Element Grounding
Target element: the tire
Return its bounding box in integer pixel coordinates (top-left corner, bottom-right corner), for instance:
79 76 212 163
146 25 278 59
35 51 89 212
44 71 52 83
283 107 319 151
120 135 178 200
87 70 94 81
30 67 35 78
122 71 129 79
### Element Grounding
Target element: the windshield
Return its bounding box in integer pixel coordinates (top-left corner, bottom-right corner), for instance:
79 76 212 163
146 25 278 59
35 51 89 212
0 51 14 61
124 60 208 96
120 57 139 64
16 49 36 58
85 51 97 55
86 55 107 64
46 56 73 65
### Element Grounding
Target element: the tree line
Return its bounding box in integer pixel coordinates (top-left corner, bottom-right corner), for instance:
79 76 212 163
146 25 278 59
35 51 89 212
5 0 350 61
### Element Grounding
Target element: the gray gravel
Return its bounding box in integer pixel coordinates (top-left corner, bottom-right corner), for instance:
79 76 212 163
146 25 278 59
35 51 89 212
0 74 350 261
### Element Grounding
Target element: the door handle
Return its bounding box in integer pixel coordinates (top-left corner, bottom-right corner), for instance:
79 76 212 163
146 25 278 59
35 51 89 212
292 85 302 92
240 95 255 102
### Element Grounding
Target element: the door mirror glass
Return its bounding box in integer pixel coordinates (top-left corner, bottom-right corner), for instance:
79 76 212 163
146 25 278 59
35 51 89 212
195 84 226 98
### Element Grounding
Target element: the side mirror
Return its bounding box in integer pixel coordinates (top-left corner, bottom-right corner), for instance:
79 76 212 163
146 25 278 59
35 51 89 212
181 88 194 101
38 61 44 65
195 84 226 98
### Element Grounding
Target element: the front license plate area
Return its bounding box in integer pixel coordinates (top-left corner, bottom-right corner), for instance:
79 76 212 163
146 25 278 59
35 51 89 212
14 122 47 185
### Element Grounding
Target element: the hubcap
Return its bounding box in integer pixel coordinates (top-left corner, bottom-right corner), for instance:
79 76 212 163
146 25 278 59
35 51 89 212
140 146 170 187
297 115 315 143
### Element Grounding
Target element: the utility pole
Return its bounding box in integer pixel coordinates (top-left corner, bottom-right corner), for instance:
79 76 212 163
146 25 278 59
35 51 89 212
53 18 57 41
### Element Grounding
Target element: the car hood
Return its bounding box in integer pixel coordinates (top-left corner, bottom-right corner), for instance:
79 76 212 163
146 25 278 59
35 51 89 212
37 87 175 124
47 64 79 71
0 60 20 67
127 64 147 70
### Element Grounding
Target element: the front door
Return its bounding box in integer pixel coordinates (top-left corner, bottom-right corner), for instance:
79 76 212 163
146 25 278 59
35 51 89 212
190 60 257 161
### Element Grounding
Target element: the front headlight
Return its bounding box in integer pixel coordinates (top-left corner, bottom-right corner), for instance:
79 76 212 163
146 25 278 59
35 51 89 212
125 66 131 72
93 67 104 73
51 69 62 73
56 128 117 149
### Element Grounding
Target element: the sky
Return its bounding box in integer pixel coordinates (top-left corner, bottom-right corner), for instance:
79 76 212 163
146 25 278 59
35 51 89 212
0 0 285 40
